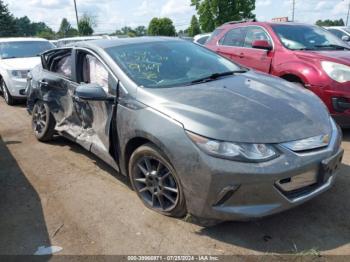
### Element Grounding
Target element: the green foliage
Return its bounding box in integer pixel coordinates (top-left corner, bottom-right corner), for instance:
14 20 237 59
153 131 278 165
0 0 17 37
148 17 176 36
191 0 256 32
58 18 73 37
188 15 201 37
316 19 345 27
78 14 95 36
134 26 147 36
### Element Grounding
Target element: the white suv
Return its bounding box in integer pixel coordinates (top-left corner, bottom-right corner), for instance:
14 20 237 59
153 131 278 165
0 38 54 105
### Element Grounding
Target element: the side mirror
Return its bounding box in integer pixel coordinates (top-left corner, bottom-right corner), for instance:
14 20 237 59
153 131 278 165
342 35 350 42
75 83 108 101
252 40 273 51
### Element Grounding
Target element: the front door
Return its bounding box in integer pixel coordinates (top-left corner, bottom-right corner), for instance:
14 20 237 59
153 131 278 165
73 49 119 169
241 26 273 73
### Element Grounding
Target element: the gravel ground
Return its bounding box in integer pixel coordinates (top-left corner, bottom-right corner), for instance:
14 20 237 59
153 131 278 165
1 98 350 256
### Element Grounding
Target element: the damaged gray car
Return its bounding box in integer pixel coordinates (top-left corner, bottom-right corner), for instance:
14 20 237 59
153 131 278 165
26 37 343 222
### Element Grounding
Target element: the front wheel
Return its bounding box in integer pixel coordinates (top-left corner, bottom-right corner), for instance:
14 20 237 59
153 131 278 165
1 79 15 105
129 143 187 218
32 101 56 142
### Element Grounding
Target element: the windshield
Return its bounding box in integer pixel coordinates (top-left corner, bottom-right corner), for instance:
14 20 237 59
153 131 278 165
106 41 241 88
271 24 349 50
0 41 54 59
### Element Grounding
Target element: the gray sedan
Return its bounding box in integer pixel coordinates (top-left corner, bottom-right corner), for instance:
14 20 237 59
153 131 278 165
26 37 343 222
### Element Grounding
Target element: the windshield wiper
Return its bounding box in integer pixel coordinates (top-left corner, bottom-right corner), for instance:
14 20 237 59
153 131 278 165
191 70 247 84
314 44 350 50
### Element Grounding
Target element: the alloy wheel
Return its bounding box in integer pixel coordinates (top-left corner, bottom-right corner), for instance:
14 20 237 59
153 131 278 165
133 156 179 212
2 81 9 103
32 103 47 136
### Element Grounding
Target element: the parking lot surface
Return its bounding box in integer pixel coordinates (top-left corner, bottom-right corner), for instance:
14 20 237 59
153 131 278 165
1 97 350 256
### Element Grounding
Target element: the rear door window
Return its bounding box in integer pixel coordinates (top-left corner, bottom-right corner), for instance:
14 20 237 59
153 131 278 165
219 27 247 47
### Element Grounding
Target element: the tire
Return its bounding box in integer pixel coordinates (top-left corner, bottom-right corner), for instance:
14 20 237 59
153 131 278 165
1 79 15 106
32 101 56 142
129 143 187 218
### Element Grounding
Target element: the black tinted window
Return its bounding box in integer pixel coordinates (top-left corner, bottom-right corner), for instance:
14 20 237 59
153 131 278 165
220 28 247 47
0 41 54 59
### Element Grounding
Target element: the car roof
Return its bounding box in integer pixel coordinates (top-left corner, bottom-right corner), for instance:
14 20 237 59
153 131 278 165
58 36 105 42
0 37 49 43
218 21 317 29
74 36 184 50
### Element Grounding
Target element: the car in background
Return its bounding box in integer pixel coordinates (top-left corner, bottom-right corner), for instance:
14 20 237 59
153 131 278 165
0 38 54 105
325 26 350 43
193 33 211 45
26 37 342 223
56 35 113 47
206 21 350 127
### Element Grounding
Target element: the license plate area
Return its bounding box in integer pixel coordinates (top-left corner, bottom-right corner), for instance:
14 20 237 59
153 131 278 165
276 170 318 192
320 150 344 183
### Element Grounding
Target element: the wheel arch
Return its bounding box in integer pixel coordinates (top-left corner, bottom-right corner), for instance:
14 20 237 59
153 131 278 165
122 132 173 177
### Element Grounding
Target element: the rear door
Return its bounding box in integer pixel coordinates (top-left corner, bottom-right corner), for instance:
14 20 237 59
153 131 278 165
41 48 83 140
241 26 273 73
217 27 247 63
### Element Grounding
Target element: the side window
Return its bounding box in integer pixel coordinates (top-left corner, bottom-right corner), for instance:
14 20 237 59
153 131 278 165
219 28 247 47
328 29 346 39
43 49 72 78
80 53 109 93
244 27 271 48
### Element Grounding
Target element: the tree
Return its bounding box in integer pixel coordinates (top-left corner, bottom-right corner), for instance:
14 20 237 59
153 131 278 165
191 0 256 32
78 14 95 36
188 15 201 37
316 19 345 27
134 26 147 36
58 18 72 37
15 16 33 36
0 0 17 37
148 17 176 36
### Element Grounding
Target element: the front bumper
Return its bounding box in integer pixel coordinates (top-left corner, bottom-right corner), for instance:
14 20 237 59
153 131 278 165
5 77 27 98
170 120 343 221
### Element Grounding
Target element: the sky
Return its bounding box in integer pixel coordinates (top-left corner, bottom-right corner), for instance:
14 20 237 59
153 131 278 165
4 0 350 34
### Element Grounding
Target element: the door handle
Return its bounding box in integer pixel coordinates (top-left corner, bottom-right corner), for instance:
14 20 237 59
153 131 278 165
239 53 245 58
39 80 48 87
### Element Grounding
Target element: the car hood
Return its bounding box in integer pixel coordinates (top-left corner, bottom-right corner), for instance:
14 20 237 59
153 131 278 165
137 72 331 143
0 57 41 70
295 50 350 66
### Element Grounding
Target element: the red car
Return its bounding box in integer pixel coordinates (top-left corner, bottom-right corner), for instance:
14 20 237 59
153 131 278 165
206 21 350 127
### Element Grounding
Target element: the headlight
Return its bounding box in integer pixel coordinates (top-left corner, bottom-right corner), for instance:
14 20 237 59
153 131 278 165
321 61 350 83
186 131 278 162
10 70 29 79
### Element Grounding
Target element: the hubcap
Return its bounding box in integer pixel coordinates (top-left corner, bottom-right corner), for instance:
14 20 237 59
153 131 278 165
32 104 47 135
134 157 179 211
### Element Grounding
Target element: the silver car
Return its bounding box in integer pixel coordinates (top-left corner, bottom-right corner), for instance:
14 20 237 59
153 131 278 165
26 37 343 223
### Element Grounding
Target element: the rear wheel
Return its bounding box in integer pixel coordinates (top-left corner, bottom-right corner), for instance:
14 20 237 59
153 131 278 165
1 79 15 105
32 101 56 142
129 143 187 218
